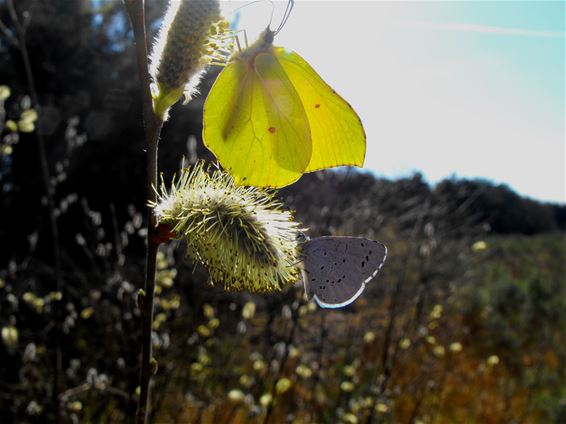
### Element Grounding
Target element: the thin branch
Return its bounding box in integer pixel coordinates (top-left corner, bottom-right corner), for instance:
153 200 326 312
262 298 304 424
58 382 132 403
0 18 19 47
6 0 64 417
366 200 429 424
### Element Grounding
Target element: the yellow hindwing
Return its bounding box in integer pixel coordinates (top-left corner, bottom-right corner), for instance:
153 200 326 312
274 47 366 172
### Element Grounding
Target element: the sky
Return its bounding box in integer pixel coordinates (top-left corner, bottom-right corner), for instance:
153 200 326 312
220 1 565 203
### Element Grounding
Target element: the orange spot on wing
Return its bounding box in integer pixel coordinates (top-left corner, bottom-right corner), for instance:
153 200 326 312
268 126 276 133
315 104 320 108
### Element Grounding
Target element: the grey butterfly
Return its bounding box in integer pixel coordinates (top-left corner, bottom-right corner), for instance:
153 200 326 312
299 235 387 308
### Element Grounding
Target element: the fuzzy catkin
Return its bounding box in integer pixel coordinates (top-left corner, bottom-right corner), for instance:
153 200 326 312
151 161 302 293
150 0 220 101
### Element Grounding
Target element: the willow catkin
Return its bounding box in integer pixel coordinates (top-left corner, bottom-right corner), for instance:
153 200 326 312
151 161 302 292
149 0 230 118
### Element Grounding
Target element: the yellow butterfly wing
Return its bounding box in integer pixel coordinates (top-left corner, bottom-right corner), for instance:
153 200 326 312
273 47 366 172
203 52 311 187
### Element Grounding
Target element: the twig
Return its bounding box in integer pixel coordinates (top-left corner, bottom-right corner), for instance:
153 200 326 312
306 312 326 422
58 382 132 403
123 1 164 423
109 203 125 271
6 0 64 417
366 200 429 424
0 18 19 47
262 297 304 424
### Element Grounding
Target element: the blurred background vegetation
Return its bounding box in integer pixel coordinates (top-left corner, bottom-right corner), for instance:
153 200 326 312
1 1 565 423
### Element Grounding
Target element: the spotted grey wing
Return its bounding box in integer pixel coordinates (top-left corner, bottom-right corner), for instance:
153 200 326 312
302 237 387 308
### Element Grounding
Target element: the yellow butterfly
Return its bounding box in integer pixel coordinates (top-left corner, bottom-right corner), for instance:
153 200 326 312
203 18 366 188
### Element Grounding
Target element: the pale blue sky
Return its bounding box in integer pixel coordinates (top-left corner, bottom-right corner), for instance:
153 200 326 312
222 1 565 203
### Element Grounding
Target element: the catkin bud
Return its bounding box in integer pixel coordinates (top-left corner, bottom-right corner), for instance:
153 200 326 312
151 161 302 292
150 0 227 118
150 357 159 375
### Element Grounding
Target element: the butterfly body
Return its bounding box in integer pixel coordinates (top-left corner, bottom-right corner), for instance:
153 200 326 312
234 28 275 65
300 236 387 308
203 28 366 188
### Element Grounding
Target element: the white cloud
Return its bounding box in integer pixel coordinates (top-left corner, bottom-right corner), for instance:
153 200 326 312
396 22 566 38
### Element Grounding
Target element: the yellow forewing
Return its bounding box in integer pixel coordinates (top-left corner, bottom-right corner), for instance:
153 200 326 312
274 47 366 172
203 53 311 187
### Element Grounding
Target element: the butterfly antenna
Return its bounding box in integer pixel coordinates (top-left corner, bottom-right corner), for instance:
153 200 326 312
290 258 305 268
235 33 242 52
267 0 275 30
274 0 294 35
228 0 266 16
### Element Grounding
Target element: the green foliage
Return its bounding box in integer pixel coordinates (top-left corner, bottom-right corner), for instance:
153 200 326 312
459 235 566 421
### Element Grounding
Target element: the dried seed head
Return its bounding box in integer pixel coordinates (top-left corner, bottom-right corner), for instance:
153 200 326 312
151 161 302 292
150 0 231 118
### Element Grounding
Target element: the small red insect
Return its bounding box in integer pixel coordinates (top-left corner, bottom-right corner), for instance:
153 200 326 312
151 223 176 245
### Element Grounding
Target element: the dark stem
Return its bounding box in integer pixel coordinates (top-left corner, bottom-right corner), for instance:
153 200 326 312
123 1 164 423
262 298 303 424
6 0 63 417
366 203 429 424
307 312 326 422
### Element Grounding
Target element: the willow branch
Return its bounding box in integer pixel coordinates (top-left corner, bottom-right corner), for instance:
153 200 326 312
6 0 63 417
123 1 164 423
